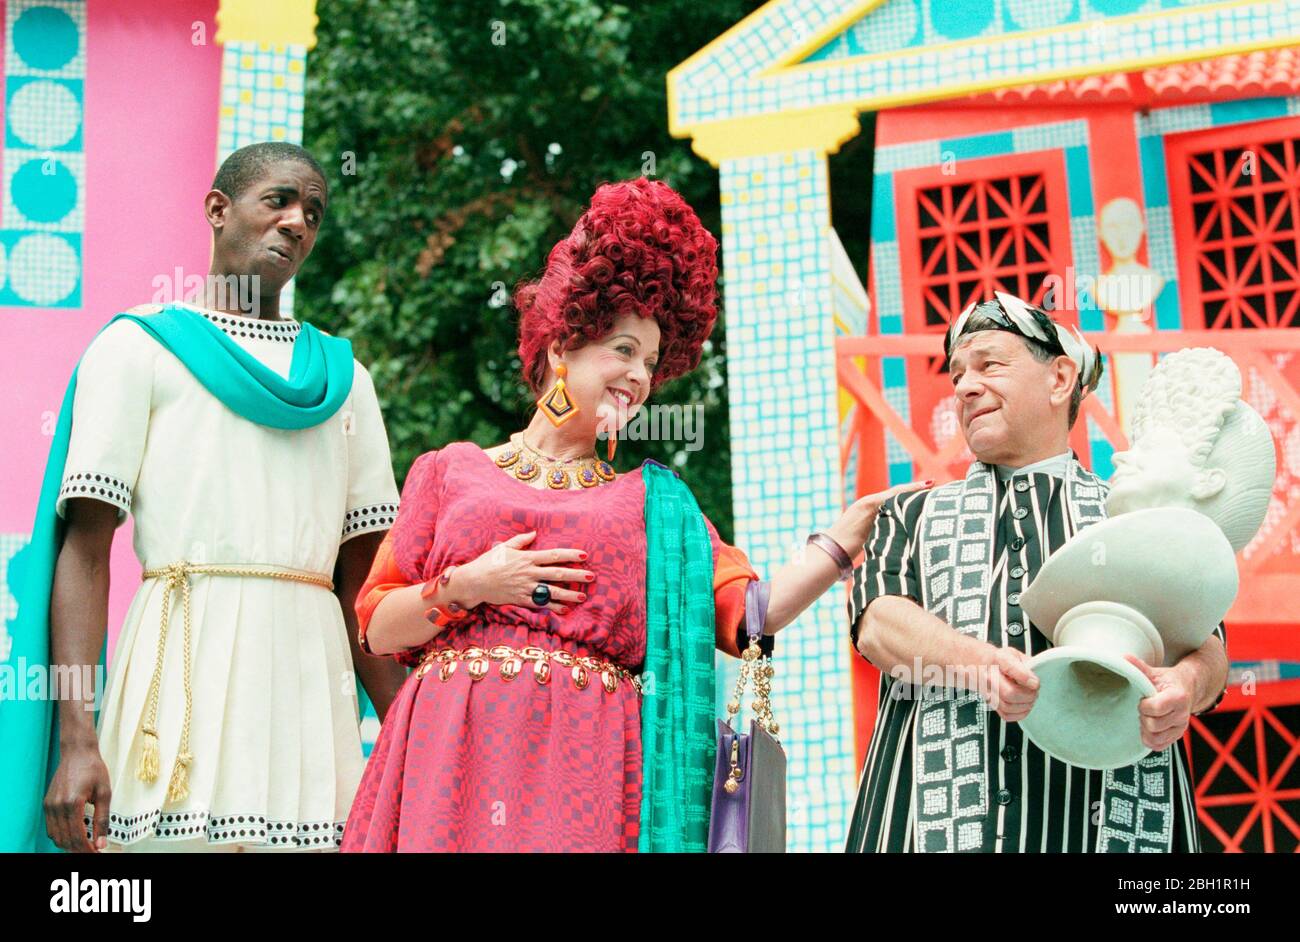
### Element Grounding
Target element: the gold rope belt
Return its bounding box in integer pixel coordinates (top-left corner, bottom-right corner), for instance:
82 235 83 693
415 644 642 695
136 562 334 805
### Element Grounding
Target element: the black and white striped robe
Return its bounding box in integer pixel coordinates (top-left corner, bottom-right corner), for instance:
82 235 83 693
844 462 1225 853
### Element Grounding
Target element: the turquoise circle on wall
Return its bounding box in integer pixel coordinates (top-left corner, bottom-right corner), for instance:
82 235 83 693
1007 0 1076 30
1088 0 1148 15
12 158 77 223
9 80 82 149
930 0 994 40
13 6 79 71
10 232 79 305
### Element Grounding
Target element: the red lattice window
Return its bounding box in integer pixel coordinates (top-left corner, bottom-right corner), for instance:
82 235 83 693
897 151 1075 377
917 175 1056 329
891 151 1077 467
1168 120 1300 329
1188 686 1300 853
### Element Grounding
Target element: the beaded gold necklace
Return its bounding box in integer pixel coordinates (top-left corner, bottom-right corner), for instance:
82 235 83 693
493 433 617 489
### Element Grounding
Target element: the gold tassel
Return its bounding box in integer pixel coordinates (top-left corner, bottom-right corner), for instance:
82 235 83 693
166 751 192 804
137 727 160 783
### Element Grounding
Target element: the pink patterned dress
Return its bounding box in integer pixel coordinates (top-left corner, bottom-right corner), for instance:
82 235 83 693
341 442 754 852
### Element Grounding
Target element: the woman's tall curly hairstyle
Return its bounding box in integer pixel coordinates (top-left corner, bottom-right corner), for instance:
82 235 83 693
516 178 719 394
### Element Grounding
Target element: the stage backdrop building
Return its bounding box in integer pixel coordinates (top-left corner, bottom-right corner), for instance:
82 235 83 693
671 0 1300 852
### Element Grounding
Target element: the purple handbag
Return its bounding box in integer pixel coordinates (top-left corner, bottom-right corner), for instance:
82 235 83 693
707 580 787 853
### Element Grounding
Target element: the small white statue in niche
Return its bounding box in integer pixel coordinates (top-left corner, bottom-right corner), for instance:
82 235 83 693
1095 197 1164 437
1019 347 1276 769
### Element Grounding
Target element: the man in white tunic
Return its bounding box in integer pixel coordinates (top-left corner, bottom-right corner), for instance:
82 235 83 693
31 143 407 852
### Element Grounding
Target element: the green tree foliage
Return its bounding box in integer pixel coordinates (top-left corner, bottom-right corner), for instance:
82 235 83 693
300 0 768 540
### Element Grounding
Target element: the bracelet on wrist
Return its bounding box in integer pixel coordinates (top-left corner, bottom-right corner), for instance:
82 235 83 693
421 564 472 627
807 532 854 582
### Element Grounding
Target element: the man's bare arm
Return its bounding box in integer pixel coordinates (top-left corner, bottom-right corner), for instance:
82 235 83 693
855 595 995 687
45 497 117 852
855 594 1039 720
335 532 407 722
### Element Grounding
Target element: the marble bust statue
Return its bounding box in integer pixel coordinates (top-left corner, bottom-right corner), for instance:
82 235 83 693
1019 348 1276 769
1105 346 1276 550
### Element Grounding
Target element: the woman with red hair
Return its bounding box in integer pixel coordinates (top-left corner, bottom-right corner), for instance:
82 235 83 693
341 178 918 852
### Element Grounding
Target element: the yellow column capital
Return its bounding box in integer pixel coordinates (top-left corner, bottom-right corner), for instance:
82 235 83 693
217 0 319 49
687 105 861 167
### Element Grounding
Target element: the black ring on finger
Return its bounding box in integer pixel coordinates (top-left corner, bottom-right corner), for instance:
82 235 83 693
531 583 551 607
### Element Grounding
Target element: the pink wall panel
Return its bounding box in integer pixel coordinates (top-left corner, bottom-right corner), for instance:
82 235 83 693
2 0 220 654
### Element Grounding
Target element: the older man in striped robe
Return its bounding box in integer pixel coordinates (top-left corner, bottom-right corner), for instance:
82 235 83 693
845 292 1228 853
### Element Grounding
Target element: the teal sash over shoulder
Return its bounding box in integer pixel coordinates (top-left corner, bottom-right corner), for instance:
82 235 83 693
639 461 717 852
0 305 354 852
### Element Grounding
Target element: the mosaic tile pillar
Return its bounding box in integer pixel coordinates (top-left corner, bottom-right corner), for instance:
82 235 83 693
217 42 307 161
718 149 853 852
1 0 85 308
214 41 308 315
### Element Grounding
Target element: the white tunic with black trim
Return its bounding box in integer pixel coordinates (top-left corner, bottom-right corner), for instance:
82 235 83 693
59 304 399 849
846 454 1224 853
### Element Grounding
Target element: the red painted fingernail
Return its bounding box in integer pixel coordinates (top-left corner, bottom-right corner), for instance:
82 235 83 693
579 552 589 561
924 479 935 486
578 593 587 602
586 574 595 582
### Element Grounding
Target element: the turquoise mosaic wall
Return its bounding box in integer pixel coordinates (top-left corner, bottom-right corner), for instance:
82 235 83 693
673 0 1299 128
1 0 84 308
807 0 1230 62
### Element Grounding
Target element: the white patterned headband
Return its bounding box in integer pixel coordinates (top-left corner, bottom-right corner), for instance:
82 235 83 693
944 291 1104 398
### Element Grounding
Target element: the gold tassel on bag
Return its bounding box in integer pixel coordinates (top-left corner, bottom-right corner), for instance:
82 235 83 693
723 639 779 793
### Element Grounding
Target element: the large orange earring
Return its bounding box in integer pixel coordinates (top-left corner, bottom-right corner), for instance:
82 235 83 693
538 362 579 427
607 424 617 463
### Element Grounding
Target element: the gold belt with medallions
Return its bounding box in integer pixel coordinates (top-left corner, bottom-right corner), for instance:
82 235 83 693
414 644 641 695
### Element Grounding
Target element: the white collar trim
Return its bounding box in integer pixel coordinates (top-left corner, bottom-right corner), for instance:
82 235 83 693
175 302 301 342
994 449 1074 481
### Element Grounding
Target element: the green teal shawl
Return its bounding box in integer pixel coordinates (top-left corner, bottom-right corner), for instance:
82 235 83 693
0 305 354 852
639 461 717 852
